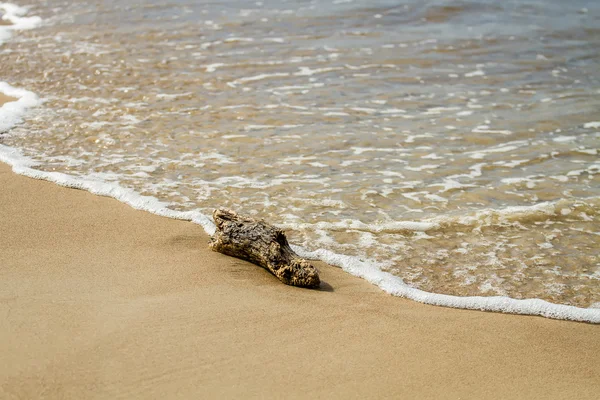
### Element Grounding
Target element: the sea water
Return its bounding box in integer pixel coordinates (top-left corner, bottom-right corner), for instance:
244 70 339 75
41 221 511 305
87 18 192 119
1 0 599 322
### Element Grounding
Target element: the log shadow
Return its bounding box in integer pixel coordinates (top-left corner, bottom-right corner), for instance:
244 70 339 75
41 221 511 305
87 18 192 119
317 281 334 292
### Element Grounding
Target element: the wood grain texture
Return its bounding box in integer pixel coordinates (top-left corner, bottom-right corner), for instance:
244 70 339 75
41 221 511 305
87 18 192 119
209 208 320 288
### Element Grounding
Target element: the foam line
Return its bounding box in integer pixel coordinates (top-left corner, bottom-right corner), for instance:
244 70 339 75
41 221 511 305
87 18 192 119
0 82 40 132
281 197 599 235
291 246 600 323
0 144 217 235
0 3 42 45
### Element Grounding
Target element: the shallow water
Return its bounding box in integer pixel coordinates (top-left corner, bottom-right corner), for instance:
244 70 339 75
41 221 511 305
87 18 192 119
1 0 599 308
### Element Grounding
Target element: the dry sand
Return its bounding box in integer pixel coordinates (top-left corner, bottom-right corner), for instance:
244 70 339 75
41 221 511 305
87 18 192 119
1 97 599 399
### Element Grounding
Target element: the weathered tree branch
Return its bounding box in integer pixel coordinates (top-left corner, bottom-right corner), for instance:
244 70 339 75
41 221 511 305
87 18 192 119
209 208 320 288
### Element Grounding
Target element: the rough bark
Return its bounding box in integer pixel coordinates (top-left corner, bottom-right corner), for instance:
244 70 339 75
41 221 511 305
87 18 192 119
209 208 320 288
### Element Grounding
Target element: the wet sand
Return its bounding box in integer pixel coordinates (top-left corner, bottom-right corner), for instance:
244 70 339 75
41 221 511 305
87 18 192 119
0 93 16 104
1 99 599 399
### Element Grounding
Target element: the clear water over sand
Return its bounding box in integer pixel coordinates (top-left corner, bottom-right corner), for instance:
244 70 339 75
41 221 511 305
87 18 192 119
1 0 599 307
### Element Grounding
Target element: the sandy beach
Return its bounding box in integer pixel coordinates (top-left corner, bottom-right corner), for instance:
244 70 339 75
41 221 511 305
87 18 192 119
0 99 599 400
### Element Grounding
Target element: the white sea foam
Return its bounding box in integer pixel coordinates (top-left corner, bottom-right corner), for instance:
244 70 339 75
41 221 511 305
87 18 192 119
405 164 440 172
231 72 290 86
287 198 592 237
290 219 440 233
471 126 513 135
294 66 341 76
552 135 577 143
467 142 525 159
156 92 193 100
464 70 485 77
0 2 41 44
0 82 40 132
583 121 600 129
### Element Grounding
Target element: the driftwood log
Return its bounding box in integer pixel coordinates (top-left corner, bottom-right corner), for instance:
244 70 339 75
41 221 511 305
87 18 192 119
209 208 320 288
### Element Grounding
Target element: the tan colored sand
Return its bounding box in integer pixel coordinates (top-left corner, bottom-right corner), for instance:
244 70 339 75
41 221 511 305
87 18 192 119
0 133 598 397
0 93 16 104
